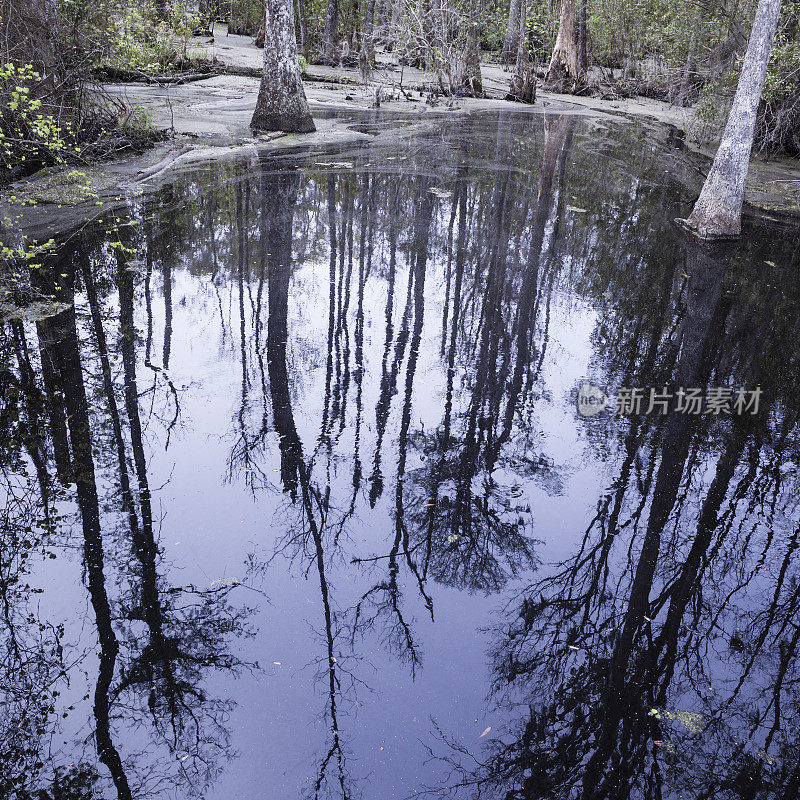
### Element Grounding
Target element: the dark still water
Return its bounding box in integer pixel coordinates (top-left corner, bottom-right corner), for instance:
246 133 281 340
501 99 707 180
3 109 800 800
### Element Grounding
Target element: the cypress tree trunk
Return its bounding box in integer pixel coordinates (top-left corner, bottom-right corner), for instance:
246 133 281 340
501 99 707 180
297 0 307 55
508 0 536 103
462 0 483 95
546 0 579 88
321 0 340 62
360 0 377 66
578 0 589 75
681 0 783 239
501 0 522 65
251 0 315 132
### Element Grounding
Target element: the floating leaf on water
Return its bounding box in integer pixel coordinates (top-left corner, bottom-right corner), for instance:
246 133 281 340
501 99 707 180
757 749 776 765
662 709 706 733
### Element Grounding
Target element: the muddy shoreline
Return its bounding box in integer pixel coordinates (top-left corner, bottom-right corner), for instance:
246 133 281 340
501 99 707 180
2 26 798 245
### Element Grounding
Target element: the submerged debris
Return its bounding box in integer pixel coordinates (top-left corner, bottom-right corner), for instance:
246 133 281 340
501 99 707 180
0 298 72 322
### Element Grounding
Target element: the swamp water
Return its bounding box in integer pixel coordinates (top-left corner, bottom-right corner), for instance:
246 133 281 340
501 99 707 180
3 109 800 799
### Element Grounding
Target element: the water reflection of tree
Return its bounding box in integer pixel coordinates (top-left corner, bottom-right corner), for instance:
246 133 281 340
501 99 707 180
399 114 576 596
0 316 87 798
426 232 800 799
258 155 354 800
8 110 800 800
0 234 255 798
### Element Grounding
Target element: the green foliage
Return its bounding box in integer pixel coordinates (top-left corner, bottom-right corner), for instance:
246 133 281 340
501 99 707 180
107 0 201 71
228 0 263 37
0 64 71 180
758 6 800 153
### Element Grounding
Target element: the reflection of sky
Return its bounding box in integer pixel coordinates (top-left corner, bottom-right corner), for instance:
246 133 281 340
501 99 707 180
19 187 644 797
125 240 607 798
16 110 800 799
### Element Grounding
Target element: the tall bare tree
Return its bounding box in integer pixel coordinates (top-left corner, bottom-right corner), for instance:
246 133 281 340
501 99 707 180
251 0 315 132
546 0 579 87
508 0 536 103
501 0 522 64
578 0 589 74
321 0 340 62
681 0 783 238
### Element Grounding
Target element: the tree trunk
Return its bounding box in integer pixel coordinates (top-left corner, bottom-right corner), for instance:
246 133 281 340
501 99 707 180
351 0 361 52
508 0 536 103
462 0 483 95
321 0 340 62
545 0 579 88
501 0 522 64
578 0 589 75
297 0 308 56
360 0 377 68
681 0 783 239
251 0 315 132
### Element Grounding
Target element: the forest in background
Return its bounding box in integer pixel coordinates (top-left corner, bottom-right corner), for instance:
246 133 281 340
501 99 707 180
0 0 797 188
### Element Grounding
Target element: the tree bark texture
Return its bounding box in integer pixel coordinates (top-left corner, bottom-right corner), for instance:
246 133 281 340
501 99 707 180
546 0 579 88
251 0 316 132
578 0 589 74
501 0 522 64
682 0 783 238
508 0 536 103
321 0 340 62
